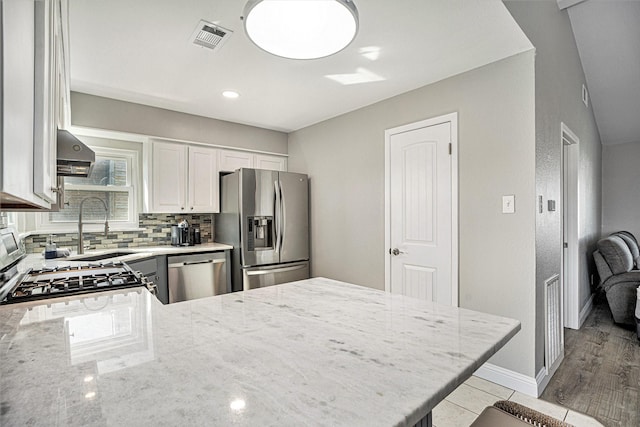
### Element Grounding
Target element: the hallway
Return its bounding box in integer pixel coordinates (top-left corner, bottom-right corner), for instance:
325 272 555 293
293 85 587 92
541 293 640 426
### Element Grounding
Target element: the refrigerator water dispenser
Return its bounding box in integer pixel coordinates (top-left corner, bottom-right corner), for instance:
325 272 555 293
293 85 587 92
247 216 273 251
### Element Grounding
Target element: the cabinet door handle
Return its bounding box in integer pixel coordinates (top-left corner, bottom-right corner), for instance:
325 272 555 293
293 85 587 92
190 207 194 210
180 207 185 210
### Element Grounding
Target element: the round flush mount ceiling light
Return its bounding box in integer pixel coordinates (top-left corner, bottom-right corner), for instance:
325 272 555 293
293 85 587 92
242 0 359 60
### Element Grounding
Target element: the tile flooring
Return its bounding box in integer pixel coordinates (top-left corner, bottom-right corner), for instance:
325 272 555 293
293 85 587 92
432 376 604 427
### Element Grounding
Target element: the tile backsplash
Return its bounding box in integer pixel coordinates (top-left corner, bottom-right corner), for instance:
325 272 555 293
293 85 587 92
23 213 214 253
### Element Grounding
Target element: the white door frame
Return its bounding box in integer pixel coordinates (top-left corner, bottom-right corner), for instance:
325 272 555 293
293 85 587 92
561 122 580 329
384 112 459 306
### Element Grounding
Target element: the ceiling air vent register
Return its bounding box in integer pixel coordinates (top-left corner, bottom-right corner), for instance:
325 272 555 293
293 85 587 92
191 20 233 52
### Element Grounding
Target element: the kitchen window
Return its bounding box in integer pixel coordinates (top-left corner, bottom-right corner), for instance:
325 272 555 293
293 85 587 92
36 146 140 231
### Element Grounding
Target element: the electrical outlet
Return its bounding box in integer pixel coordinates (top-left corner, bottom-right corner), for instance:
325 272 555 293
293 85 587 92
502 195 515 214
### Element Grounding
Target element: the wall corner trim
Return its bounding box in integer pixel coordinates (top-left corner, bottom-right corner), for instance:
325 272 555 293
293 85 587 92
474 362 544 397
578 293 595 328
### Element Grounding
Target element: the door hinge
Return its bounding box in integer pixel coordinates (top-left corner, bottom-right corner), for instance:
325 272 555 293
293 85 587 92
449 143 452 155
563 242 568 248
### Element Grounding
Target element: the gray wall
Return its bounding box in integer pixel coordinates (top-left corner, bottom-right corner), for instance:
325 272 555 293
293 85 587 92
505 1 602 373
288 52 537 377
602 141 640 238
71 92 288 154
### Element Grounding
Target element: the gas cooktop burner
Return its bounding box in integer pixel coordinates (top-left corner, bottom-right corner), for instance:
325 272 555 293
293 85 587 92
2 262 156 304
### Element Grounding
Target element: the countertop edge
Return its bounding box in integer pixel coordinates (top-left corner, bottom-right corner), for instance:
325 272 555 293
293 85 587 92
20 243 234 270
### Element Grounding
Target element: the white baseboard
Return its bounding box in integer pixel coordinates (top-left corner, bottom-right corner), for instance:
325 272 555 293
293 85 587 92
578 294 594 328
474 363 548 397
536 366 551 396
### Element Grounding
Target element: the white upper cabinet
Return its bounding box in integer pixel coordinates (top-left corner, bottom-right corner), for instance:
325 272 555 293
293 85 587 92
1 0 36 207
33 0 69 204
188 146 219 213
218 149 287 173
255 154 288 171
1 0 70 210
146 141 219 213
218 150 254 172
145 143 286 213
149 141 187 213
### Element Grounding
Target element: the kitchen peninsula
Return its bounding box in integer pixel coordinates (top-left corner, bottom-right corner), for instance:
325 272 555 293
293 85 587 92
0 278 519 426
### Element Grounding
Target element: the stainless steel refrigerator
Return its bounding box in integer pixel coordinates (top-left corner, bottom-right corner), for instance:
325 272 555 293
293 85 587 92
215 168 309 292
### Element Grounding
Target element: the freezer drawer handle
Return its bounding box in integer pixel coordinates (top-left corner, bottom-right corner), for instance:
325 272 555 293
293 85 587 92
245 264 306 276
168 259 225 268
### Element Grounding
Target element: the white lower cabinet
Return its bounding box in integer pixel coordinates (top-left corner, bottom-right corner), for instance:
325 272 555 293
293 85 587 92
218 149 287 173
146 141 219 213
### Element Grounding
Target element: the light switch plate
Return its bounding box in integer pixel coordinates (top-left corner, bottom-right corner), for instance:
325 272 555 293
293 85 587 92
502 195 515 214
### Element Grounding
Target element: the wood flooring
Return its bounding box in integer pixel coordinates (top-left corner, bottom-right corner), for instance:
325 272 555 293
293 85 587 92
540 292 640 427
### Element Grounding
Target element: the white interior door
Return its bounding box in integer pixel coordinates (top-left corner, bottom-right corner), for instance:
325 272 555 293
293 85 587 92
561 123 579 329
386 116 456 306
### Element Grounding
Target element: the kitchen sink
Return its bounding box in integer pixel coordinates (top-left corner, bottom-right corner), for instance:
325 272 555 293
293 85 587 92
68 251 138 262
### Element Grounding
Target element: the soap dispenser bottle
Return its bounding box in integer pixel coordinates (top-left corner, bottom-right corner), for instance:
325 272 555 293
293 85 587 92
44 235 57 259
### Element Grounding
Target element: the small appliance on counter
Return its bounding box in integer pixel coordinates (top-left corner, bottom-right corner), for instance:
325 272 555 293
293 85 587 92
171 219 193 246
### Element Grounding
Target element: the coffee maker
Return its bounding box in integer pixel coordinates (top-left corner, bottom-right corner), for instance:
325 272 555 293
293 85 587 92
171 220 191 246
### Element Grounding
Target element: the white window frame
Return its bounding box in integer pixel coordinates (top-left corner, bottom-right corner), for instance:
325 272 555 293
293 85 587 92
35 146 141 232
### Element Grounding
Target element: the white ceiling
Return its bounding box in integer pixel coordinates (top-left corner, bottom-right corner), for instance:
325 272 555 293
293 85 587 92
69 0 533 133
565 0 640 145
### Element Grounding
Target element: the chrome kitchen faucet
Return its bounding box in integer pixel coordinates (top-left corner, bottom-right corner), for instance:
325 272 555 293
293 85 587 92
78 197 109 254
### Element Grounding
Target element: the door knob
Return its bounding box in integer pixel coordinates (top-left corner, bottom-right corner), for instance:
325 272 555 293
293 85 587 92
390 248 406 256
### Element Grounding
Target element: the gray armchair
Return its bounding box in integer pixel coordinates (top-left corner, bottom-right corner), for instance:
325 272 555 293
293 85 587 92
593 232 640 325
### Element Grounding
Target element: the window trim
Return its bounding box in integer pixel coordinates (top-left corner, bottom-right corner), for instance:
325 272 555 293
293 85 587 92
35 146 141 233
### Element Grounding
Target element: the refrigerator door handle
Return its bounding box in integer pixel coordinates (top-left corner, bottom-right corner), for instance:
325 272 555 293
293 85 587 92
278 179 285 253
245 264 307 276
274 179 282 253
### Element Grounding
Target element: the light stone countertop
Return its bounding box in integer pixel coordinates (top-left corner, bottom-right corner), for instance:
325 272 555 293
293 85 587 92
0 277 520 426
20 242 233 271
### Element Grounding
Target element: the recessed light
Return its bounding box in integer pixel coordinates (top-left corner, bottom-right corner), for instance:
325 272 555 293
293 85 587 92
230 398 246 411
222 91 240 99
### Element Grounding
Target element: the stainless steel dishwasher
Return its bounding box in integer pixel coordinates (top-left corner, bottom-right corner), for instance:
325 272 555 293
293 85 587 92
167 251 228 303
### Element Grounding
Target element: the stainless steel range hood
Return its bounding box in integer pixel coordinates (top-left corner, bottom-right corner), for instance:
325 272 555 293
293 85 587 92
56 129 95 177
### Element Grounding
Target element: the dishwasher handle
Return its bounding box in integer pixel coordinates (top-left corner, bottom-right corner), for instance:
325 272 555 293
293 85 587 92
168 259 225 268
